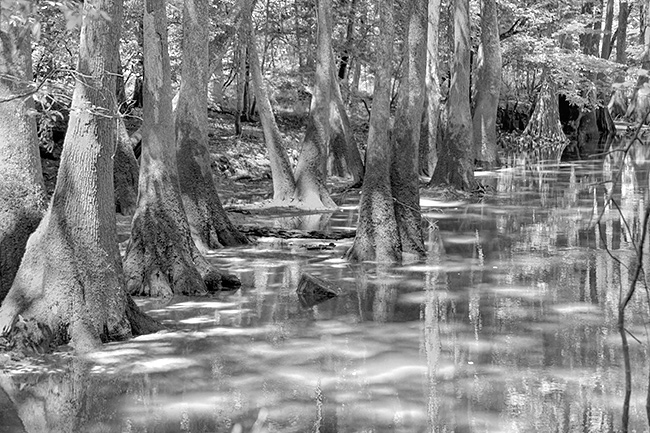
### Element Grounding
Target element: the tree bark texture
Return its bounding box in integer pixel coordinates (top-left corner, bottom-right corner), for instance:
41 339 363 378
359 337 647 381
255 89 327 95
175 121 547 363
421 0 441 176
472 0 502 169
0 17 45 303
430 0 476 190
124 0 210 298
346 0 401 263
601 0 615 59
113 114 139 216
524 74 567 143
327 51 364 185
176 0 248 252
391 0 427 261
625 0 650 123
292 0 336 209
616 1 629 64
246 0 297 203
0 0 157 352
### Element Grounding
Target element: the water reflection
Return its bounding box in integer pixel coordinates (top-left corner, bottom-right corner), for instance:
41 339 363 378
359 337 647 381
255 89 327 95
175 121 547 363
4 141 650 432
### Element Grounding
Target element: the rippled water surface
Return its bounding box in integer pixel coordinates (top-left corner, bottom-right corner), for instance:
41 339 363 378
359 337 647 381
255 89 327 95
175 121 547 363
4 145 650 432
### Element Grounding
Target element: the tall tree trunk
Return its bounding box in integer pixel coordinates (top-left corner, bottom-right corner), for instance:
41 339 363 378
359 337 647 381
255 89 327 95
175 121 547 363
176 0 248 252
235 36 247 135
0 13 46 302
625 0 650 123
292 0 336 209
429 0 476 190
391 0 427 261
246 1 296 203
337 0 357 80
472 0 502 169
124 0 223 298
113 115 139 216
346 0 401 263
420 0 441 176
616 1 629 64
0 0 157 352
328 51 364 185
601 0 615 58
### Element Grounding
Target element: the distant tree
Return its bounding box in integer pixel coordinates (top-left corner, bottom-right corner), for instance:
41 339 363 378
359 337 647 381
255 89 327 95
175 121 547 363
420 0 441 176
617 0 629 64
327 54 364 186
472 0 502 168
0 0 157 352
175 0 248 252
246 0 296 204
523 73 567 147
626 0 650 123
429 0 475 190
601 0 615 59
113 113 139 216
0 5 46 302
292 0 337 209
124 0 230 297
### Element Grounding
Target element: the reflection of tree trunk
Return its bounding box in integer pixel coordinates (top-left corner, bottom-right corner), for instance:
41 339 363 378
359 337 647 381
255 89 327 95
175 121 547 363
373 269 396 322
425 224 443 431
0 384 26 433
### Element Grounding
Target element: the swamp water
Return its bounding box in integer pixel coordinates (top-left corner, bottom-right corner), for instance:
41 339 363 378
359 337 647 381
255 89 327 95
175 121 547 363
3 144 650 432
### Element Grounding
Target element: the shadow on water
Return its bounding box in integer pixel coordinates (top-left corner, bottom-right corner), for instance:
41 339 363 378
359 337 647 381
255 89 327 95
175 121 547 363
5 139 650 432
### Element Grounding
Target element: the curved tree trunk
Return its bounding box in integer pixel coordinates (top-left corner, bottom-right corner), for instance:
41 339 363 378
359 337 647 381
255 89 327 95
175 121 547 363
0 15 45 303
420 0 441 176
346 0 400 263
0 0 157 352
246 0 296 203
391 0 427 261
429 0 476 190
124 0 215 298
292 0 336 209
472 0 502 169
176 0 248 252
328 53 364 185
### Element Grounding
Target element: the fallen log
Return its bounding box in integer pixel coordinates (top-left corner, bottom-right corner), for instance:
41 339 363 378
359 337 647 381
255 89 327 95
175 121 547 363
235 225 356 240
297 273 339 308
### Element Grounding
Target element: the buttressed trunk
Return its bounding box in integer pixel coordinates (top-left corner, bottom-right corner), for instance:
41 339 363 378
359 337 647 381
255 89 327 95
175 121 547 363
293 0 337 209
0 13 45 302
472 0 502 168
124 0 214 298
429 0 476 190
346 0 401 263
176 0 248 252
0 0 157 352
391 0 427 261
